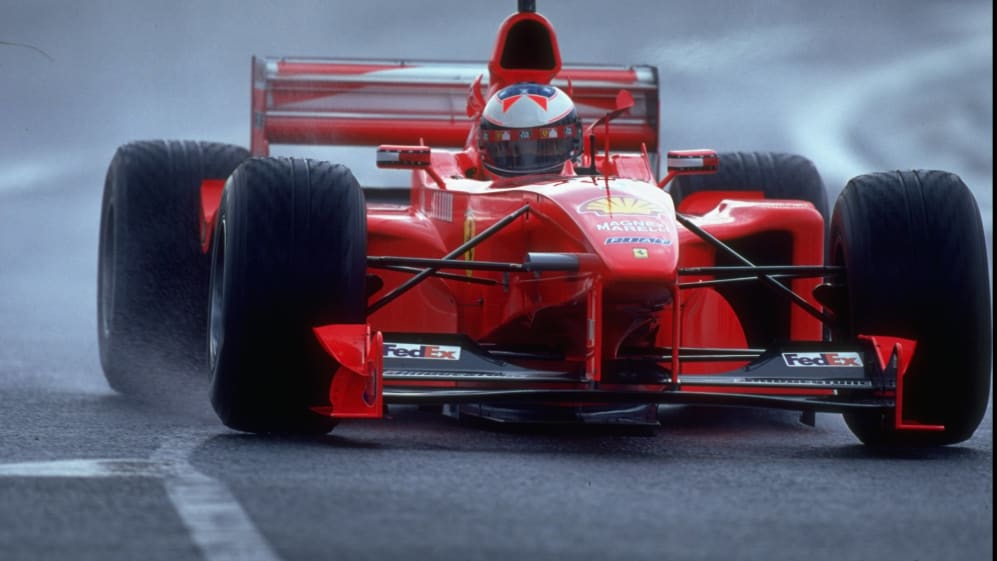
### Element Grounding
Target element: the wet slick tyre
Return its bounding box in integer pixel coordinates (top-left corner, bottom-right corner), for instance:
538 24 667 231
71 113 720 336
831 170 991 447
98 140 248 398
670 152 829 221
208 158 367 434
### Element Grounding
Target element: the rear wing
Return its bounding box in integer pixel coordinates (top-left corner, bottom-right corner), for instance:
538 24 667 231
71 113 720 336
250 56 659 156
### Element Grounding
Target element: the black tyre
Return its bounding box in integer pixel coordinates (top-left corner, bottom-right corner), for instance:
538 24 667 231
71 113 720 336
98 140 249 397
670 152 829 221
208 157 367 434
831 170 991 446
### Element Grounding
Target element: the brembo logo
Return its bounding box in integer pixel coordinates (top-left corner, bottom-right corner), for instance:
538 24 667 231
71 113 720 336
383 343 461 360
782 352 863 368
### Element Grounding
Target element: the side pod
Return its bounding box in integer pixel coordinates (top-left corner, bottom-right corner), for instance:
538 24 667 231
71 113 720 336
312 325 385 418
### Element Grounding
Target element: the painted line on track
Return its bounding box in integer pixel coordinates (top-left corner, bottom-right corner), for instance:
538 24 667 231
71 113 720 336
0 429 284 561
152 429 284 561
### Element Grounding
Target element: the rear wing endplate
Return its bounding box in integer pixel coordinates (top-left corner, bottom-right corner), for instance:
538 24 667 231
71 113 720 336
251 56 659 156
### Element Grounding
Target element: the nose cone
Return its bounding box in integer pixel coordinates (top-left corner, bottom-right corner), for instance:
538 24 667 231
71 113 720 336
569 181 679 299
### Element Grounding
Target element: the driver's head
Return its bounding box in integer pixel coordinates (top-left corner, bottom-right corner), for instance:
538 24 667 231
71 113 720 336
478 83 582 176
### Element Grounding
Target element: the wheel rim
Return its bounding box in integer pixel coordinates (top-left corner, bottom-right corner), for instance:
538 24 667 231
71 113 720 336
98 204 115 339
208 213 226 371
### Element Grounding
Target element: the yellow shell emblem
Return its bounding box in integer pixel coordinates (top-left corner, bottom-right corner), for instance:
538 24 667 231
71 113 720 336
581 197 662 216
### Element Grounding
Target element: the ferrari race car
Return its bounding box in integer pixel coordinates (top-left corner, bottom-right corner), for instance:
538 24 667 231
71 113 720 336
97 1 991 447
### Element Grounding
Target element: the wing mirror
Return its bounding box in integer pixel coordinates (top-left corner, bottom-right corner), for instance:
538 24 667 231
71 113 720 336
657 149 719 188
376 145 445 188
376 145 432 169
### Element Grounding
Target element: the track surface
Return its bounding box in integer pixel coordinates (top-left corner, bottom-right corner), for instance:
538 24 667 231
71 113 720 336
1 2 992 560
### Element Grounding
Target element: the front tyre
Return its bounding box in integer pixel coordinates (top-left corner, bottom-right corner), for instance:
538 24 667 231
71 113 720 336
208 158 367 434
831 170 991 446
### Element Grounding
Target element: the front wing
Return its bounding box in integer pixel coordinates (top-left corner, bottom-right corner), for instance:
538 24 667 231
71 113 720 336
311 327 944 433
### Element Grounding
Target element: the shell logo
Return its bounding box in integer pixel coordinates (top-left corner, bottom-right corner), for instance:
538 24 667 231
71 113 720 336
580 197 664 216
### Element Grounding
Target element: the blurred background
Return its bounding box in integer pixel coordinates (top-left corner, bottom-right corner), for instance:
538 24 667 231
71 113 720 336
2 1 991 192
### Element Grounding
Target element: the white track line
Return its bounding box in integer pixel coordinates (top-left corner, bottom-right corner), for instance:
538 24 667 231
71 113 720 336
0 459 166 478
152 429 283 561
0 429 283 561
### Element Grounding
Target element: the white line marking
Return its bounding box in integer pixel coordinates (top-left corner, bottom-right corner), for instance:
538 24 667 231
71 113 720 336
152 429 284 561
0 429 283 561
0 459 166 478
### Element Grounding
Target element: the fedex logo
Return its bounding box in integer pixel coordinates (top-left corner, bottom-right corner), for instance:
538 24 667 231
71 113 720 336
782 352 863 367
383 343 461 360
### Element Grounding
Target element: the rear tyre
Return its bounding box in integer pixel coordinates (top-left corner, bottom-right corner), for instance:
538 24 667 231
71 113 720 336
98 140 249 397
831 170 991 446
208 158 367 434
670 151 829 221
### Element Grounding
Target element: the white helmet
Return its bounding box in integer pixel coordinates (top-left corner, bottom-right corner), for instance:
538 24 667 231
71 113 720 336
478 83 582 176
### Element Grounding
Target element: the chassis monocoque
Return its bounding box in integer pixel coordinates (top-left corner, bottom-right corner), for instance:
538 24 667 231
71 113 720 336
97 1 991 447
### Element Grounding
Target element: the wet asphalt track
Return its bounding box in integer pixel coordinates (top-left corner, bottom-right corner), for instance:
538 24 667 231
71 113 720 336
0 2 992 560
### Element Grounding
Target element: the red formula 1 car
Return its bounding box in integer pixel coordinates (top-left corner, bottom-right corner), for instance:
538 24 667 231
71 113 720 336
97 1 991 447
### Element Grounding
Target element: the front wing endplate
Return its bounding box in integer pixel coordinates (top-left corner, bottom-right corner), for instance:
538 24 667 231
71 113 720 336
312 324 384 418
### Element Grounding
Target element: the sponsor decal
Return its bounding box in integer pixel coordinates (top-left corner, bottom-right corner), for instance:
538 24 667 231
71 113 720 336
581 196 665 216
782 352 863 367
427 191 453 223
604 236 672 246
632 248 649 259
481 126 572 141
596 219 669 233
462 209 475 276
384 343 462 360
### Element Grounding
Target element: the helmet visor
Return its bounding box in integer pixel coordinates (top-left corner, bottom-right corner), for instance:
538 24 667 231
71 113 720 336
481 125 578 175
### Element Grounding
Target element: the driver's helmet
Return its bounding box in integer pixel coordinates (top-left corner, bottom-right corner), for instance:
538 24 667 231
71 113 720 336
478 83 582 176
